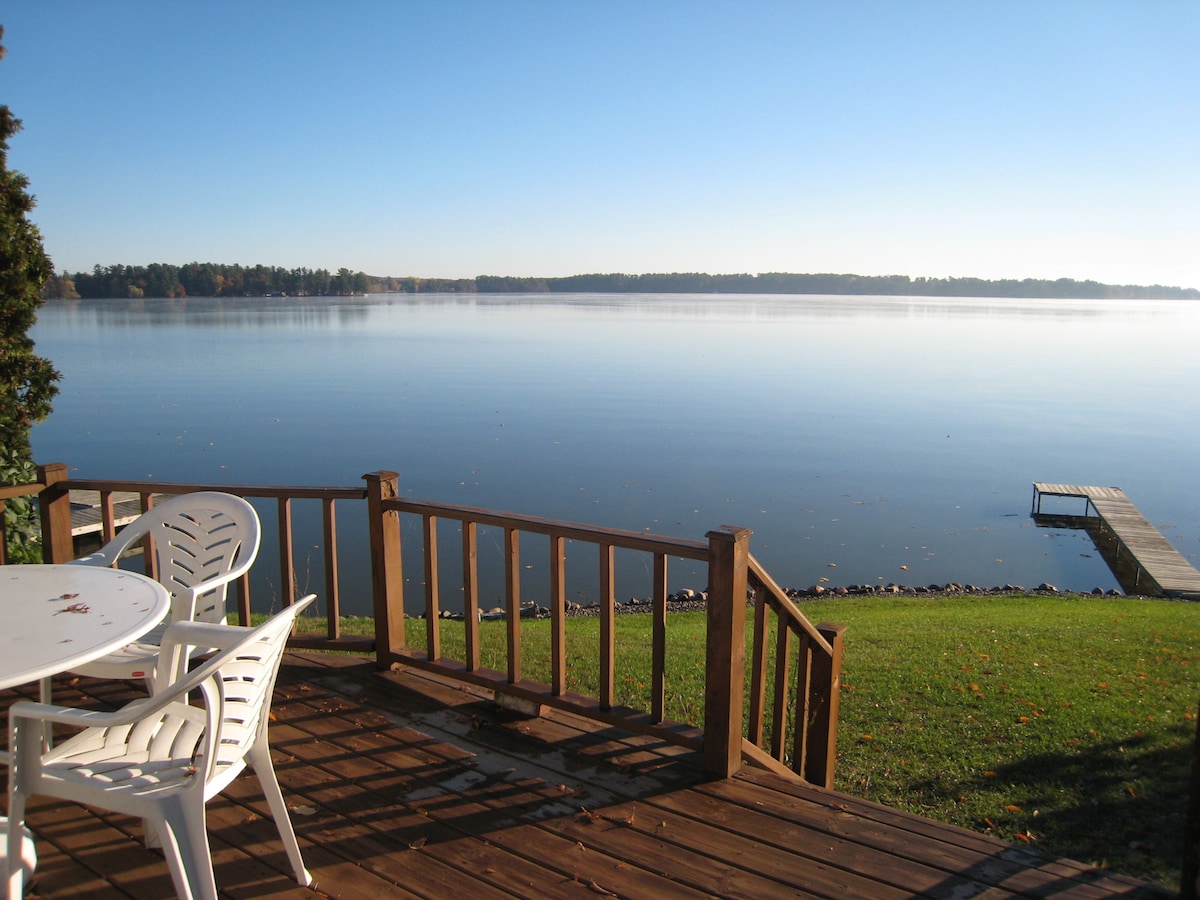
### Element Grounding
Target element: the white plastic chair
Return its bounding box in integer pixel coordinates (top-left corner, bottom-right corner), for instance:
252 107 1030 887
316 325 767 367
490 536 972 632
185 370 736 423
7 596 316 900
67 491 261 689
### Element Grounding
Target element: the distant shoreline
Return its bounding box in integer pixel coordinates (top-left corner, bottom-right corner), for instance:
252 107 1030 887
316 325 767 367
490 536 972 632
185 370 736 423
44 266 1200 301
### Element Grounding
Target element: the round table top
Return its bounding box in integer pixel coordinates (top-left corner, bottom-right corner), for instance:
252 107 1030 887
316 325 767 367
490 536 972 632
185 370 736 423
0 564 171 691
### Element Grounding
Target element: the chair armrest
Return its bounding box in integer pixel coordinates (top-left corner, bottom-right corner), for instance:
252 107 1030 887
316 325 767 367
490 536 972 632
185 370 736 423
67 520 150 568
160 596 314 656
67 548 121 567
8 696 158 730
160 620 245 652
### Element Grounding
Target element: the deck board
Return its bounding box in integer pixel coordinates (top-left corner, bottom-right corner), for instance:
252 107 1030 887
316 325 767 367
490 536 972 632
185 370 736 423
1 652 1174 899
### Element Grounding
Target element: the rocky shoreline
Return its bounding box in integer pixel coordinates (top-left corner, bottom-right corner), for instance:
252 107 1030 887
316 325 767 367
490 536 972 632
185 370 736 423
452 581 1141 622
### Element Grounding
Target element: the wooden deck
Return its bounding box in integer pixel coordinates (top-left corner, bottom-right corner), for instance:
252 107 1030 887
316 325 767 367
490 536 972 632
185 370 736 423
1 652 1173 899
1033 483 1200 597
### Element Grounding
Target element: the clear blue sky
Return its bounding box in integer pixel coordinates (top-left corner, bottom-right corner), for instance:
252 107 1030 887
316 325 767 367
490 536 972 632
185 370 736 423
4 2 1198 288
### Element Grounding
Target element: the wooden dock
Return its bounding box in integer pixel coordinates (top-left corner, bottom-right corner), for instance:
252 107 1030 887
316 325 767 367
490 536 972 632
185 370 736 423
1032 483 1200 597
66 490 162 538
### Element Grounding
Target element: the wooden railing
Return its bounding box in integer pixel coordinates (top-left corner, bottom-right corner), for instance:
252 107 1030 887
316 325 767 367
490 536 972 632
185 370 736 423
32 463 372 652
362 470 844 784
5 463 844 784
746 555 845 787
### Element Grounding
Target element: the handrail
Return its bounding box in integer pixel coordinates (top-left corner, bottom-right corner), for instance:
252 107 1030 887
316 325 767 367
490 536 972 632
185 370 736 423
388 496 711 559
0 483 45 502
63 477 366 502
748 553 833 653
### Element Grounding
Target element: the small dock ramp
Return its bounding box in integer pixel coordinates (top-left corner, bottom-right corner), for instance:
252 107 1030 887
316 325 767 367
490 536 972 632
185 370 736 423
1032 482 1200 597
68 490 152 539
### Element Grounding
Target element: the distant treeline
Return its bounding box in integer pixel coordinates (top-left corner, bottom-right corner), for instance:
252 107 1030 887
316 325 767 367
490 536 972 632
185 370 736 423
42 264 1199 300
474 272 1200 298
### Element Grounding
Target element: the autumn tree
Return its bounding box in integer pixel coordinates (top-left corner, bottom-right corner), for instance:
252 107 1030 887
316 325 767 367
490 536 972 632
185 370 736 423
0 26 60 560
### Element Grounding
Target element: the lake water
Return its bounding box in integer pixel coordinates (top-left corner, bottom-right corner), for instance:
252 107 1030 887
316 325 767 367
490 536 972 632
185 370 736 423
29 293 1200 614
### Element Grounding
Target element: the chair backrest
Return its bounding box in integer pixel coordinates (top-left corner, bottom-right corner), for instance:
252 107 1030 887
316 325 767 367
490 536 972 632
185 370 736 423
155 595 315 787
76 491 261 626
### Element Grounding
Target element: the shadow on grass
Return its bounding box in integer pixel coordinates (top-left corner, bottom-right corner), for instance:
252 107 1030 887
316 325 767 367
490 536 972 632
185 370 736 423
916 722 1194 889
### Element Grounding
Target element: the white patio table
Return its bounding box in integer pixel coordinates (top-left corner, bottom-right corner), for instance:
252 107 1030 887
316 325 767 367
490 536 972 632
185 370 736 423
0 564 170 691
0 564 170 892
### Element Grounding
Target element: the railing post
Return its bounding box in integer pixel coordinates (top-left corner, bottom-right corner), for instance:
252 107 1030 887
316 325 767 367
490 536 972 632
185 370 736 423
363 471 404 666
36 463 73 564
803 622 845 788
704 525 752 779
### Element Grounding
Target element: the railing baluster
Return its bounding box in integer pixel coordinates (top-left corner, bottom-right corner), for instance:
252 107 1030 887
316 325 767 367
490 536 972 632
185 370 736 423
99 490 117 543
139 491 157 581
651 552 668 723
748 587 769 745
550 534 566 695
462 521 479 670
424 514 441 660
504 526 521 683
771 618 794 760
599 541 615 710
793 627 815 777
802 623 845 788
236 572 252 625
277 497 295 603
322 498 341 638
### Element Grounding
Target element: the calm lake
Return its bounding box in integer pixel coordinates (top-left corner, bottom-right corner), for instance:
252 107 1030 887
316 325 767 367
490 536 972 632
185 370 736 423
29 293 1200 614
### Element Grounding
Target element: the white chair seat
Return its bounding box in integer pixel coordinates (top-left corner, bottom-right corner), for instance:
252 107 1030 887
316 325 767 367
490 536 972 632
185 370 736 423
66 623 217 682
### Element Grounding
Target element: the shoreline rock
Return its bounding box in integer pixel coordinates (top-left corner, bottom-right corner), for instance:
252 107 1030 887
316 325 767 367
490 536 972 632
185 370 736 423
432 582 1147 621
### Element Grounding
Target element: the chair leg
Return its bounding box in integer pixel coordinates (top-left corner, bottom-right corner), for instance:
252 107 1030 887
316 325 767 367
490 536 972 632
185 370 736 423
153 799 218 900
143 817 162 849
37 679 52 751
6 791 28 900
247 742 312 886
3 814 36 900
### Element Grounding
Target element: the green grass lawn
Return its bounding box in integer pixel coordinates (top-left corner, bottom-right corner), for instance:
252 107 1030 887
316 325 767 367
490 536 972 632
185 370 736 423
300 593 1200 890
824 594 1200 891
